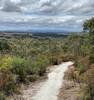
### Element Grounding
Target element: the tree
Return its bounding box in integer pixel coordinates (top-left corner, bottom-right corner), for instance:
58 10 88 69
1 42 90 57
83 17 94 34
83 17 94 63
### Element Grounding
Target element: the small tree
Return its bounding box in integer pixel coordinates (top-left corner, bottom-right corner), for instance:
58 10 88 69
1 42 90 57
83 17 94 63
11 57 27 83
0 39 10 53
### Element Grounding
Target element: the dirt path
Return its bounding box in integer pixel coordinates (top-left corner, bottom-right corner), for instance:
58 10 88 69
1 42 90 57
11 62 73 100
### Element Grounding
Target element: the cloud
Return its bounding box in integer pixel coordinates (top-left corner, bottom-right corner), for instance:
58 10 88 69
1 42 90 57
1 0 94 15
0 0 21 12
0 0 94 32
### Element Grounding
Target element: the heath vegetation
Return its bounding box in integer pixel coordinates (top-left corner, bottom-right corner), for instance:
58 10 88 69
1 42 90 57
0 17 94 100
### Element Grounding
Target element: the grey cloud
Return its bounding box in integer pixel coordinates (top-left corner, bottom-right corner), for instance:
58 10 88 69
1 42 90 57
35 0 94 16
0 0 21 12
1 0 94 15
65 2 94 16
0 0 94 32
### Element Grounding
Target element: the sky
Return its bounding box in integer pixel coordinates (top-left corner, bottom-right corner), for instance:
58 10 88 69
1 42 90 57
0 0 94 32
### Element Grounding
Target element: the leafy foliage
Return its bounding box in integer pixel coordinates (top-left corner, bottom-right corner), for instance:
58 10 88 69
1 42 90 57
0 55 13 70
83 17 94 63
11 57 27 83
0 39 10 53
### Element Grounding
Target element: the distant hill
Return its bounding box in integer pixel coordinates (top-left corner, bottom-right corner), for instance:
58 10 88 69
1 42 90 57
0 30 69 38
0 30 84 38
32 32 68 37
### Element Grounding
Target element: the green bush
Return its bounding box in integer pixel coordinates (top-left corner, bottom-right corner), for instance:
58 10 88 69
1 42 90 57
90 50 94 63
11 57 27 83
34 57 50 76
27 75 39 82
4 81 16 96
0 93 6 100
77 63 86 74
75 57 89 74
0 70 17 96
26 56 50 76
0 55 13 71
0 39 10 53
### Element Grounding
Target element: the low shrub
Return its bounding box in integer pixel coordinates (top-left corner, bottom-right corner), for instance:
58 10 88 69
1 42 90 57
27 75 39 82
0 55 13 70
0 70 17 96
0 39 10 53
0 93 6 100
26 56 50 76
11 57 27 83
